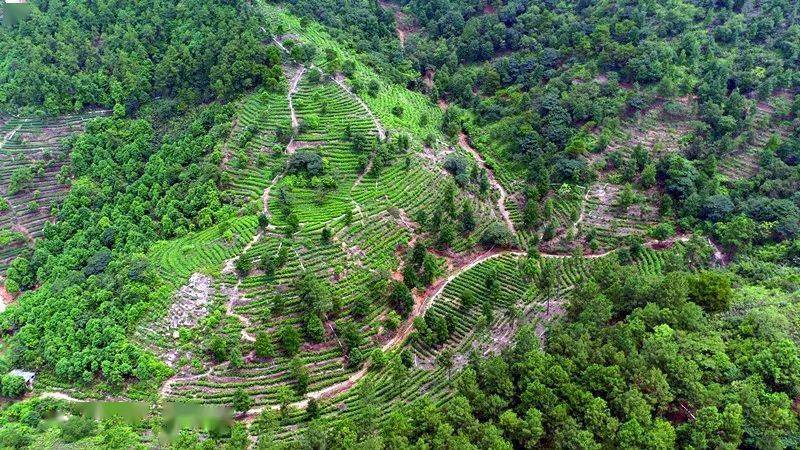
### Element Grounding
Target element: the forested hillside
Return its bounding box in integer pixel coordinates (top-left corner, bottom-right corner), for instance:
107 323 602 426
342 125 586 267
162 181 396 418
0 0 798 448
0 0 281 114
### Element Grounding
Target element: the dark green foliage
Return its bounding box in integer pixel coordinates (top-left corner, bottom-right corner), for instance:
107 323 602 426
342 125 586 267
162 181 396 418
258 214 270 230
254 332 275 359
351 296 370 319
0 375 26 398
321 227 332 244
234 255 252 276
437 222 456 248
522 199 538 230
458 201 476 233
306 398 320 420
59 416 97 443
417 311 453 347
299 259 800 448
337 320 364 353
1 0 283 114
304 313 326 343
420 252 439 286
388 281 414 317
287 151 325 177
279 325 301 357
259 254 277 277
443 154 469 184
689 271 733 313
296 273 334 317
232 388 253 412
480 223 513 247
290 357 310 395
0 106 231 385
208 336 229 362
410 242 426 267
2 0 800 446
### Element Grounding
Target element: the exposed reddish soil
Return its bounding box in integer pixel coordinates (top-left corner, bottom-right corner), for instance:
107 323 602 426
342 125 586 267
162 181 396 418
0 283 15 305
378 0 419 47
285 140 324 155
422 68 435 91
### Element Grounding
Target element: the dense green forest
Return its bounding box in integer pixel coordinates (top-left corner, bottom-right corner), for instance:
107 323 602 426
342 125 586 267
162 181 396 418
0 0 282 114
0 0 798 448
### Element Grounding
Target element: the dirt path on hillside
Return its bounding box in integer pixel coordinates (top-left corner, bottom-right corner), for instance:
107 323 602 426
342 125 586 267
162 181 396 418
569 187 592 236
159 366 216 399
267 27 385 141
285 140 323 155
708 237 728 266
270 34 290 54
377 0 417 48
38 391 86 403
0 284 13 313
457 132 517 235
243 246 527 419
38 23 708 419
1 123 22 149
0 284 13 304
221 281 257 343
262 172 283 217
388 10 409 48
11 223 35 243
220 117 240 168
288 67 305 131
42 232 696 414
218 210 270 344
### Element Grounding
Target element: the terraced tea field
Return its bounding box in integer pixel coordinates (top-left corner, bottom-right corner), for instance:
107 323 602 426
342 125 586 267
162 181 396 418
134 27 718 426
718 99 796 179
0 111 107 273
135 27 542 418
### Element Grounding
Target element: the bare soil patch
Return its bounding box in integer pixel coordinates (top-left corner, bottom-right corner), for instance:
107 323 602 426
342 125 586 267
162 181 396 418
167 273 214 331
285 140 324 155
